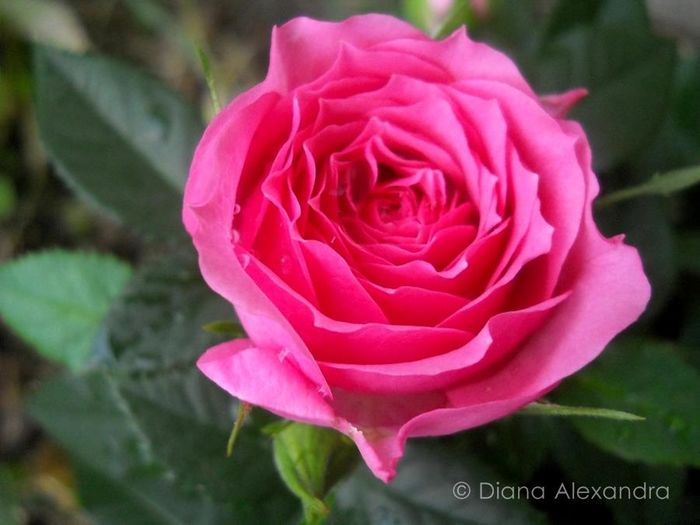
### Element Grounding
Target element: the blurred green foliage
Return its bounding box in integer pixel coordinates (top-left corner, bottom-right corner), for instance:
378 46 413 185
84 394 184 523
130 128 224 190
0 1 699 524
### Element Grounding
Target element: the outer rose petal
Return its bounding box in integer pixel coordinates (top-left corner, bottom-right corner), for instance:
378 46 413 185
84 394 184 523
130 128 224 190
184 92 330 393
267 15 426 92
196 339 417 482
540 88 588 118
197 340 336 425
377 28 536 96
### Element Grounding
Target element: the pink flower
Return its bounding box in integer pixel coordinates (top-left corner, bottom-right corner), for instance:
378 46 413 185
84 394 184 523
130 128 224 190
184 15 650 482
429 0 454 19
470 0 490 18
429 0 489 20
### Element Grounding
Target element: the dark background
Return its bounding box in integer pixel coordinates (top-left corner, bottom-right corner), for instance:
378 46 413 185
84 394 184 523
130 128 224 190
1 1 699 524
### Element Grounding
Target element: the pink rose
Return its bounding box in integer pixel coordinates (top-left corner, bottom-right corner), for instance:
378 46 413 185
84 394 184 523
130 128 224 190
429 0 454 18
429 0 489 20
184 15 650 482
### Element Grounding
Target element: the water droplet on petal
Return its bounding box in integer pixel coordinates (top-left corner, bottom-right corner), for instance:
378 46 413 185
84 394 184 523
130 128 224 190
347 425 363 436
233 203 242 215
231 229 240 243
238 253 251 269
280 255 291 274
278 348 290 362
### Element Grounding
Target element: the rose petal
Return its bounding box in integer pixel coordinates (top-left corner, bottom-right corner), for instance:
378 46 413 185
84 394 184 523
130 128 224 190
319 292 568 394
456 79 586 298
197 339 335 424
540 88 588 119
267 15 426 92
185 92 329 394
378 27 536 95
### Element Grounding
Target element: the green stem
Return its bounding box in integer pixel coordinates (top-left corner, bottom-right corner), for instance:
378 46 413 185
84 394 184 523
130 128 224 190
226 402 252 457
597 165 700 208
596 186 651 208
196 46 221 114
520 401 644 421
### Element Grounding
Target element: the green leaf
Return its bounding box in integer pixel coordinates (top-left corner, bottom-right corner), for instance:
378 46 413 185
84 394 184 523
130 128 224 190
105 248 236 370
541 0 605 41
570 41 676 171
681 302 700 359
329 444 547 525
596 197 676 317
538 0 677 170
675 57 700 144
73 459 230 525
555 339 700 467
630 57 700 174
28 248 298 523
0 250 131 370
597 165 700 207
461 417 553 483
116 369 297 519
103 250 297 520
273 423 358 524
0 175 17 219
0 468 21 525
519 401 643 420
33 46 203 238
28 371 234 525
550 423 687 525
467 0 675 171
29 371 164 480
262 419 294 435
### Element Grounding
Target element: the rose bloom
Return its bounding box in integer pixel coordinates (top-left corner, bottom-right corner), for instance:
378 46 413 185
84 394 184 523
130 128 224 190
430 0 489 19
184 15 650 482
429 0 455 18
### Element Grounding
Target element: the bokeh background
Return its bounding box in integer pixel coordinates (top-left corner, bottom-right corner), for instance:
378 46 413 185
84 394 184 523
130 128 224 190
1 1 699 524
